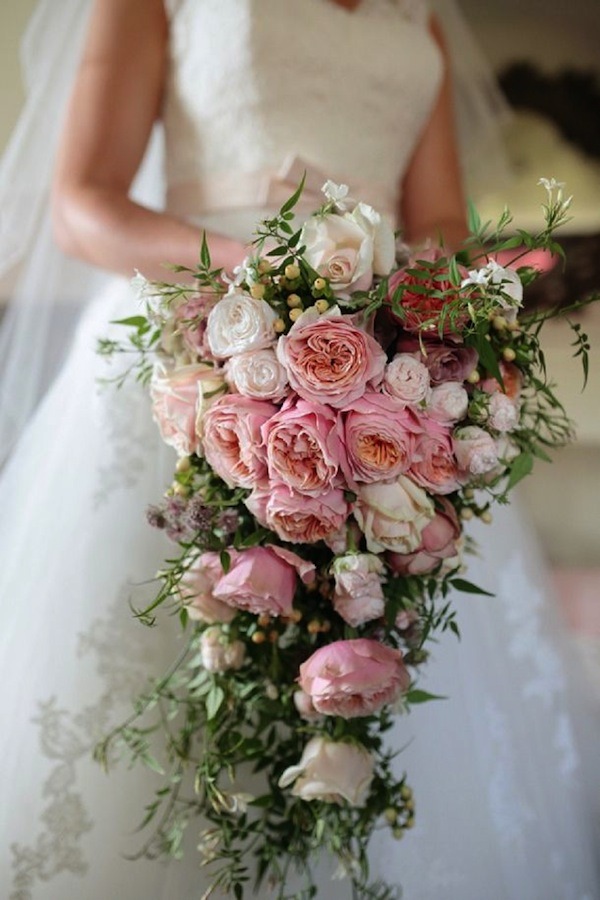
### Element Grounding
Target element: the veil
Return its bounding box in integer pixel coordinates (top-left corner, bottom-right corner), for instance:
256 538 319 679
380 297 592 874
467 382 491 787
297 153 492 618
0 0 511 465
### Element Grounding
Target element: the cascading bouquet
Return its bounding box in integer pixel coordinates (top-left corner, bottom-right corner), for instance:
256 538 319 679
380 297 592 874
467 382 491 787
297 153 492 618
96 176 590 899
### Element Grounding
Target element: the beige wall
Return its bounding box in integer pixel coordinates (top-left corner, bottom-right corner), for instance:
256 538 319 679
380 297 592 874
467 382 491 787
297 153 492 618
0 0 38 154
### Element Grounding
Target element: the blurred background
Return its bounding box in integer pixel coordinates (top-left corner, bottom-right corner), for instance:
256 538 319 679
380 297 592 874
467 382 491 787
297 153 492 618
1 0 599 686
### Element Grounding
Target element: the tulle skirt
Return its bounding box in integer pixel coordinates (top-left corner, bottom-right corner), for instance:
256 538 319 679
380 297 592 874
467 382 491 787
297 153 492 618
1 273 599 900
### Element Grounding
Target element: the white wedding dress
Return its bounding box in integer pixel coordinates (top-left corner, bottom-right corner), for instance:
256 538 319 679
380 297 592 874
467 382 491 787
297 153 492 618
1 1 598 899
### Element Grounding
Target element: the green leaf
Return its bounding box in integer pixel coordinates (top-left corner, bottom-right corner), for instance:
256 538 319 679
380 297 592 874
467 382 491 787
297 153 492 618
405 689 447 704
279 171 306 215
220 549 231 573
504 451 534 491
450 578 495 597
111 315 148 328
200 231 211 269
466 198 482 234
206 685 225 720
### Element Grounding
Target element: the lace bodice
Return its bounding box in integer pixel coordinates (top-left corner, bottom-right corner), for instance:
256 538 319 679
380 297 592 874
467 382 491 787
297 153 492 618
162 0 442 223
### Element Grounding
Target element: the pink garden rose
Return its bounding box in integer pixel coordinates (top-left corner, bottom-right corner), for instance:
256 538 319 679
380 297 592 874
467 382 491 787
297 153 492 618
276 309 387 409
263 398 344 496
246 483 349 544
211 546 315 617
179 552 237 623
331 553 385 627
387 497 462 575
453 425 499 476
488 392 519 433
354 476 434 554
150 363 226 457
383 353 431 405
426 381 469 425
408 416 463 495
298 639 410 718
342 392 420 484
201 394 276 489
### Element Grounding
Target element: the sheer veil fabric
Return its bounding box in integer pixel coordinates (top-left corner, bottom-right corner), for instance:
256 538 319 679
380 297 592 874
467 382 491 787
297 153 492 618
0 2 598 899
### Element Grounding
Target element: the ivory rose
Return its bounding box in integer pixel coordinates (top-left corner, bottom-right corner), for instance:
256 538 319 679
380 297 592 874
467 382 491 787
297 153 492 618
206 291 278 358
383 353 431 405
331 553 385 627
354 476 434 554
201 394 276 489
278 737 374 806
276 308 387 409
298 639 410 718
453 425 499 476
408 417 463 495
387 498 462 575
246 483 349 544
210 546 315 617
262 398 344 496
225 348 289 402
200 626 246 673
301 202 394 298
150 363 226 457
342 392 420 484
179 552 236 623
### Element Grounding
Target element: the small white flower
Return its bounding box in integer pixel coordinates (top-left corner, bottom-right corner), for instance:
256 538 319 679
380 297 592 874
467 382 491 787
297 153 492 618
538 176 565 194
321 180 356 211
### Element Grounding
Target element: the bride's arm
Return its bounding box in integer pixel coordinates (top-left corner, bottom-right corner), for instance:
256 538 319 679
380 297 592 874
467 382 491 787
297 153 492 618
399 16 469 252
51 0 246 280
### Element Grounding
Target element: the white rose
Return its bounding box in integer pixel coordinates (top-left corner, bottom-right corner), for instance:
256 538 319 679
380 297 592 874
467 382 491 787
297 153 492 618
301 202 394 300
384 353 431 405
354 476 434 554
427 381 469 424
331 553 386 627
200 626 246 673
488 392 519 433
278 737 374 806
351 201 396 276
206 292 278 359
301 212 373 298
225 348 289 401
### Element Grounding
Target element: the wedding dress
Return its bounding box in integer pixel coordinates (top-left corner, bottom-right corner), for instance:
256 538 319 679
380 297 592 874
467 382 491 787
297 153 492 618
1 1 598 899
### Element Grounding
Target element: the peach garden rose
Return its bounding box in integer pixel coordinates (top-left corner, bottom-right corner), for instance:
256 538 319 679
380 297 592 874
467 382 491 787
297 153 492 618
276 307 387 409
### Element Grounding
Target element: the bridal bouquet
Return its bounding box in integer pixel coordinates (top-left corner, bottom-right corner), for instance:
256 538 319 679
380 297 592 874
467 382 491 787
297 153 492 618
97 176 587 899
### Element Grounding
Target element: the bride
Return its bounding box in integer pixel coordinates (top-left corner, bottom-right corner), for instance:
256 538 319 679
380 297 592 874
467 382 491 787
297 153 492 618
1 1 598 898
